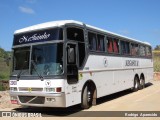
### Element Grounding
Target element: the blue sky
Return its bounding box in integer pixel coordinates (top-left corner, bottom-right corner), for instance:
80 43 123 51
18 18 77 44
0 0 160 51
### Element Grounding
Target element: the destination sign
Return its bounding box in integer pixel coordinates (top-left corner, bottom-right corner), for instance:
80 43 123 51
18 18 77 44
13 28 62 46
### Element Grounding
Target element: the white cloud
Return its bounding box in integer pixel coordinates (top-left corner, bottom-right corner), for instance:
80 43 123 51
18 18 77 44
19 6 35 14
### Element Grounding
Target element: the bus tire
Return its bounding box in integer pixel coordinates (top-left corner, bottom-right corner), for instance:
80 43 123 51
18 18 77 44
133 76 140 92
140 76 145 89
81 85 90 109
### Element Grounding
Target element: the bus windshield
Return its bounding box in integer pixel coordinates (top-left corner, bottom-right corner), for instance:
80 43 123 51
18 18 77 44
31 43 63 76
13 47 30 75
12 43 63 76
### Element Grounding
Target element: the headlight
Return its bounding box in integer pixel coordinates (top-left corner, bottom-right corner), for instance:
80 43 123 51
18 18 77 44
10 87 17 92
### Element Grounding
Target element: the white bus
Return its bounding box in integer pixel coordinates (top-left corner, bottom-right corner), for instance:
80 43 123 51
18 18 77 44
10 20 153 109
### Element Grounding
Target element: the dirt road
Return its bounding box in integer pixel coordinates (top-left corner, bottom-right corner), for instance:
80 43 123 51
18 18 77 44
1 80 160 120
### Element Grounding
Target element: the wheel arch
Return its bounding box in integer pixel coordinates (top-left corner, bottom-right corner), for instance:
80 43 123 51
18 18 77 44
81 79 97 106
140 73 145 80
134 74 140 81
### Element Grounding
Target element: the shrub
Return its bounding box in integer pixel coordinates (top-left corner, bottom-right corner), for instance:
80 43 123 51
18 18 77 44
153 51 160 72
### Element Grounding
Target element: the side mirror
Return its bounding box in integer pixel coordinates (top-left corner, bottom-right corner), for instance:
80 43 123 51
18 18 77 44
68 47 75 63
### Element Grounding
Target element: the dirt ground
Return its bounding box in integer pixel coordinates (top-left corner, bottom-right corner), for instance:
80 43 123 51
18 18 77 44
0 91 20 109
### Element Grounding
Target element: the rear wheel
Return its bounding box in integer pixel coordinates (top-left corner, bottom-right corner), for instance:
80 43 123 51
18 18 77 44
140 77 145 89
133 76 140 92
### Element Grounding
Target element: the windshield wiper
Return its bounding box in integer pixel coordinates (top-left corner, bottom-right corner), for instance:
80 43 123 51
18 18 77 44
31 60 44 81
17 61 27 80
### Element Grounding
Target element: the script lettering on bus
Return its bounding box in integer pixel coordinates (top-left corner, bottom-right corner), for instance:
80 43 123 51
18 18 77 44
125 60 139 66
19 32 50 44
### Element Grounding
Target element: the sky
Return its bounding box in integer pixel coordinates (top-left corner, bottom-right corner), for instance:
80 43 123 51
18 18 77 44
0 0 160 51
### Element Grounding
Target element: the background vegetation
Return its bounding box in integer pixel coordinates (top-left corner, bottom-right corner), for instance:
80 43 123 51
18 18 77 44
0 48 11 90
0 48 11 80
153 45 160 72
153 50 160 72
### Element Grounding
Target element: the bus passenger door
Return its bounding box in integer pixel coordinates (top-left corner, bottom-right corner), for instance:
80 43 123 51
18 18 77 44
66 43 79 105
66 43 78 84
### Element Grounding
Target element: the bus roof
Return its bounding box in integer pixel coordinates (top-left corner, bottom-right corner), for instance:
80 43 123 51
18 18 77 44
14 20 151 46
14 20 83 34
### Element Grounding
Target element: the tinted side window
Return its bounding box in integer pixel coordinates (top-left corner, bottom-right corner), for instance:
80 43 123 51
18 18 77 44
131 43 139 56
107 37 113 53
67 27 84 42
97 34 105 52
107 37 119 54
140 45 146 56
88 32 97 51
113 39 119 53
120 41 130 55
146 46 152 57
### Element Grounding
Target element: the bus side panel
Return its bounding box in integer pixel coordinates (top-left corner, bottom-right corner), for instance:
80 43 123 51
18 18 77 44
139 58 153 82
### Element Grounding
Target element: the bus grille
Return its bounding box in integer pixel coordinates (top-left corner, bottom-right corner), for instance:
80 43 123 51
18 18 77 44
18 96 45 104
19 87 43 92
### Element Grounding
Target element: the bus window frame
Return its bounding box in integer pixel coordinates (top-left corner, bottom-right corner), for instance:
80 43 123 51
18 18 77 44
87 29 107 53
65 25 87 69
66 26 85 42
85 27 152 59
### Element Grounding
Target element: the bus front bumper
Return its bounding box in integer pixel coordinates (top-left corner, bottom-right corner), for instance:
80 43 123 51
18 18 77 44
10 92 66 107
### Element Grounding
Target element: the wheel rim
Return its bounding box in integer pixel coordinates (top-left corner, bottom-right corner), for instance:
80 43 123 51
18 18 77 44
140 79 144 88
135 80 138 89
88 91 91 102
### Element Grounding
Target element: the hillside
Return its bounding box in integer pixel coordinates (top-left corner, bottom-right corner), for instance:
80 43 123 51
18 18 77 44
0 48 11 80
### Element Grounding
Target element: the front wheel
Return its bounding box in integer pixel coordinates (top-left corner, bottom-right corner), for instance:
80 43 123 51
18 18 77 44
81 85 91 109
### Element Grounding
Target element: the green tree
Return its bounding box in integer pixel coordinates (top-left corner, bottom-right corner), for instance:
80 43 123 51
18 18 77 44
0 48 7 58
154 45 160 50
